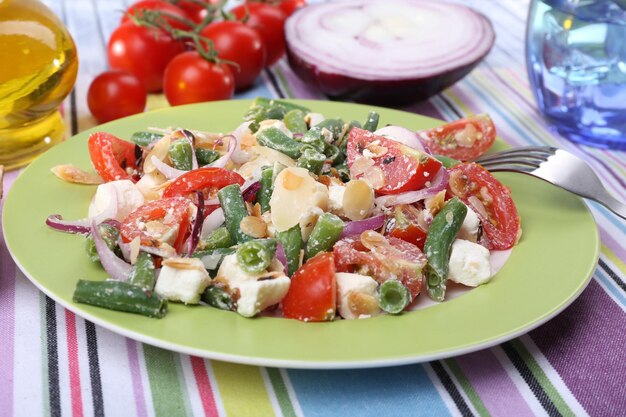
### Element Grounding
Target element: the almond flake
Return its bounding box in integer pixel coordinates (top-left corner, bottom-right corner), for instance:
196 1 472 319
51 164 103 185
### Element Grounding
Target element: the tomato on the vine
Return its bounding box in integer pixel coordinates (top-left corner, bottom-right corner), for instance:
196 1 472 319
277 0 306 16
163 51 235 106
87 71 146 124
121 0 191 30
108 22 185 93
200 21 266 91
231 3 286 66
177 0 219 24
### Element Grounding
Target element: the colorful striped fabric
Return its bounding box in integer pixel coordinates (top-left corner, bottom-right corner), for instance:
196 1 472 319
1 0 625 416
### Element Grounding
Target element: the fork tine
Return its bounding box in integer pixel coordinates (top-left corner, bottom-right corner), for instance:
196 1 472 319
474 146 556 164
475 162 537 173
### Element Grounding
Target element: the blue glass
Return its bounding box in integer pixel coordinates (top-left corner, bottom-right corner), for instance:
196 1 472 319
526 0 626 149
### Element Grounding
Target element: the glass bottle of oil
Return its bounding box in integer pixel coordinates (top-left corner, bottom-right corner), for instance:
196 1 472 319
0 0 78 170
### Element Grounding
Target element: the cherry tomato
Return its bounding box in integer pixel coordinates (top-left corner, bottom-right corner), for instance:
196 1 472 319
334 233 426 300
384 204 428 251
231 3 286 66
277 0 306 16
282 252 336 322
346 127 443 195
417 115 496 161
177 0 219 24
448 162 520 250
120 197 193 252
108 22 185 93
87 71 147 124
88 132 138 183
121 0 191 30
200 21 266 91
162 167 245 199
163 51 235 106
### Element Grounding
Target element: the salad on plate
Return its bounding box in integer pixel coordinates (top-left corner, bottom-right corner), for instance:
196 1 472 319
47 98 521 322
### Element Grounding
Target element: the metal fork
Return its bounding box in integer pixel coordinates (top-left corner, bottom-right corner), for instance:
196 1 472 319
474 146 626 220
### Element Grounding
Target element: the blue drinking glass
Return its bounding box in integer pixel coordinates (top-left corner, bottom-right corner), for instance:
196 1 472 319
526 0 626 150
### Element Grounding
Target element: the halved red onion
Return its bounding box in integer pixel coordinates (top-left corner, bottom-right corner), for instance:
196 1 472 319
46 191 119 233
374 126 427 153
285 0 495 104
91 220 131 281
206 134 237 168
201 207 225 240
151 155 187 179
186 192 205 256
275 242 288 274
374 167 449 208
340 214 386 238
231 121 253 164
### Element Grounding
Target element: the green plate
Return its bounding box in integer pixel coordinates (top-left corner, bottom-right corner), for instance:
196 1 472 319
3 99 600 369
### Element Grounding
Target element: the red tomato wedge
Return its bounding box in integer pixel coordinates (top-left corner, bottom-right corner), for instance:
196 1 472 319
416 114 496 161
384 204 428 251
88 132 138 183
162 167 245 199
346 127 442 195
448 163 520 250
282 252 336 322
334 233 426 301
120 197 193 251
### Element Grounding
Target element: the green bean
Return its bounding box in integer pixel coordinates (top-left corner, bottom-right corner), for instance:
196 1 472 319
433 154 461 169
297 148 326 175
199 226 232 251
304 213 344 260
196 148 220 166
283 109 308 134
257 166 273 213
378 280 411 314
201 285 234 311
333 160 351 183
300 126 329 152
324 144 342 165
236 239 277 274
271 161 286 184
316 118 344 142
276 224 303 276
256 127 304 159
73 279 167 318
130 131 163 147
168 139 193 170
251 97 310 112
85 223 120 263
128 251 156 291
244 99 310 125
217 184 251 244
192 247 236 273
424 197 467 302
363 111 380 132
337 120 361 147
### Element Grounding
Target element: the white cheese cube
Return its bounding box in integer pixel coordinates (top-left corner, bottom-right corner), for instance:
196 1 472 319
447 239 492 287
255 119 293 139
306 112 325 127
154 258 210 304
328 184 346 216
236 276 291 318
457 205 480 242
88 179 145 222
335 272 381 320
136 171 167 201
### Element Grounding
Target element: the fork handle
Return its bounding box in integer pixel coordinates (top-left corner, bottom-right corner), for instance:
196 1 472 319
592 193 626 221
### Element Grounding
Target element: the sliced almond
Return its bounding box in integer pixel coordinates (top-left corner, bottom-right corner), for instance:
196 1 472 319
360 165 386 189
425 190 447 215
365 143 388 158
360 230 386 249
282 169 304 190
162 257 206 272
129 237 141 265
350 156 375 176
240 215 267 238
347 291 380 317
343 179 374 221
51 164 103 185
143 135 171 174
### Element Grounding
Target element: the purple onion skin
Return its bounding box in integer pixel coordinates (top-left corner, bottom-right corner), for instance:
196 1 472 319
285 40 494 106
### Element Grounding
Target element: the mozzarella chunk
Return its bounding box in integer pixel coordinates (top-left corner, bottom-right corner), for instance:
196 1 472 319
447 239 492 287
457 204 480 242
88 180 145 222
236 277 291 318
270 167 329 233
237 146 296 179
255 119 293 139
306 112 325 127
154 258 210 304
136 171 167 201
328 184 346 216
335 272 381 320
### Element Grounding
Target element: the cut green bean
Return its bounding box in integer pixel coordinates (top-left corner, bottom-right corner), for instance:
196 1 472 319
363 111 380 132
73 279 167 318
304 213 344 260
244 98 310 125
201 226 233 250
378 280 411 314
433 154 461 169
297 148 326 175
128 251 156 291
201 285 234 311
168 139 193 170
85 223 120 263
315 118 344 142
192 247 236 273
257 166 274 213
130 131 163 147
256 127 304 159
236 239 277 274
217 184 251 244
424 197 467 302
324 144 342 165
251 97 310 112
196 148 220 166
276 224 303 276
283 109 308 134
333 160 351 183
301 125 329 152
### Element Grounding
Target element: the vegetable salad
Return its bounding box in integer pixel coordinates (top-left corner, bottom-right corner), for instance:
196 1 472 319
48 98 521 321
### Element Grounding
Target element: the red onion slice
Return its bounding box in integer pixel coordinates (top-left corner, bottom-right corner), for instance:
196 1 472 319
242 181 261 203
285 0 495 104
231 122 253 164
200 207 225 240
151 155 187 180
46 191 119 233
186 192 204 256
91 220 131 281
275 242 288 274
375 167 449 208
340 214 386 238
375 126 426 153
206 134 237 168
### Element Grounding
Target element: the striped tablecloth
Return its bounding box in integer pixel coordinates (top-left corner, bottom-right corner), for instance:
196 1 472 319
1 1 625 416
